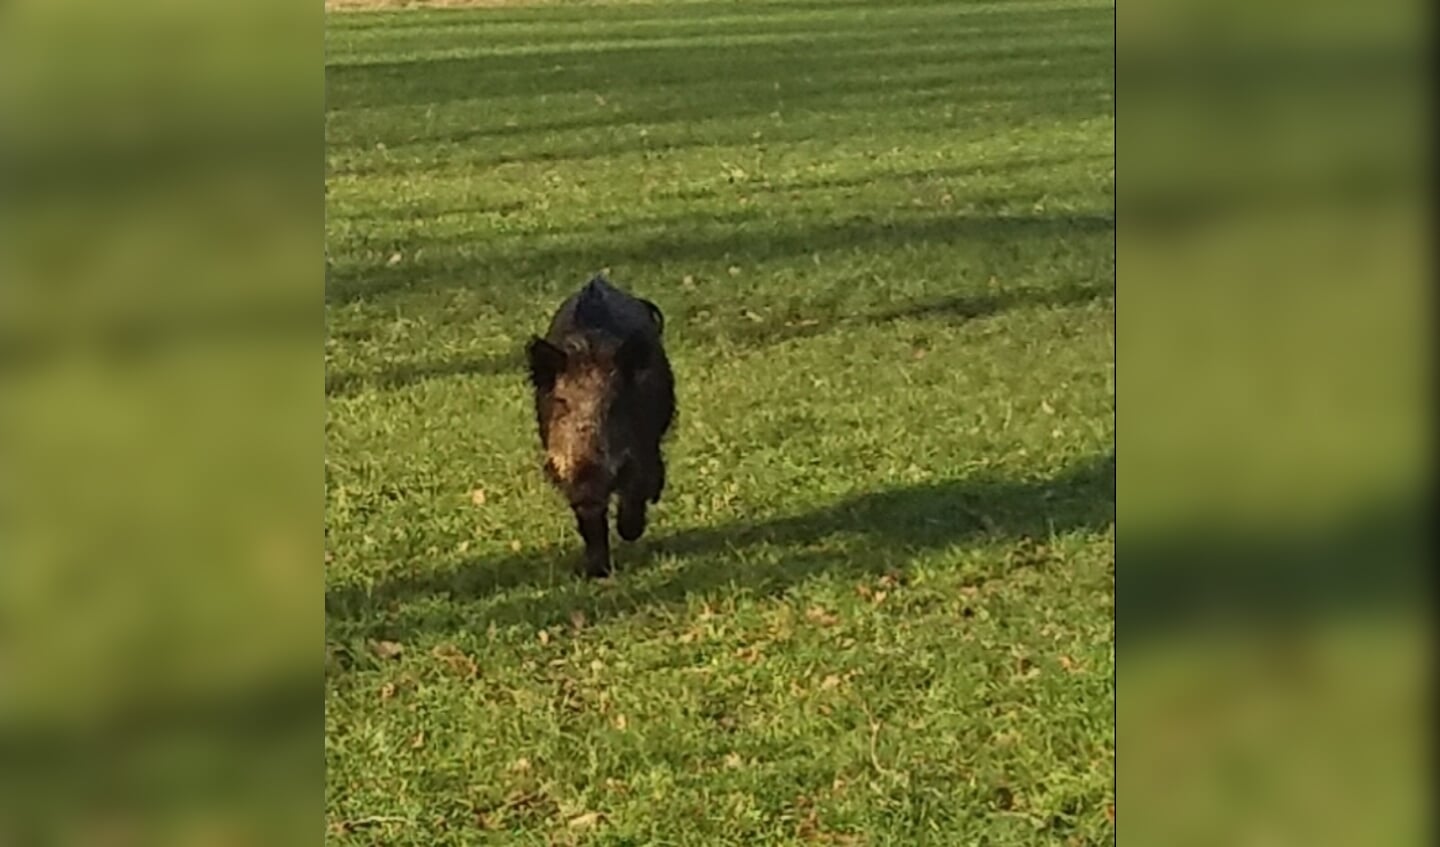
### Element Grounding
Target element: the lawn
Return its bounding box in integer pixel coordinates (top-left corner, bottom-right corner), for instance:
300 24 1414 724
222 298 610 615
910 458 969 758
324 0 1114 843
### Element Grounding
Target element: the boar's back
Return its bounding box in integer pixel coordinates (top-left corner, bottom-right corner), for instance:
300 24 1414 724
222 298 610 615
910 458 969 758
546 276 664 345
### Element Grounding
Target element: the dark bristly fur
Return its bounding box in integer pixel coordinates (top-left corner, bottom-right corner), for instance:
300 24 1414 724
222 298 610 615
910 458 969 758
526 275 676 578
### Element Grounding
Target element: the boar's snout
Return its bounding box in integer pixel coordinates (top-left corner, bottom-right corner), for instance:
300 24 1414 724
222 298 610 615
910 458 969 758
561 459 610 507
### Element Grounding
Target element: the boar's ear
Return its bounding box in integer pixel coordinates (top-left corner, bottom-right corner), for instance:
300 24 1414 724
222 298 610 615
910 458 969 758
615 334 651 376
640 299 665 334
526 336 566 389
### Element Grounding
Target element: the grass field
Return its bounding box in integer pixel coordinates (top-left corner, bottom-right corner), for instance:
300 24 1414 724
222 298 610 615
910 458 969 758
325 0 1114 843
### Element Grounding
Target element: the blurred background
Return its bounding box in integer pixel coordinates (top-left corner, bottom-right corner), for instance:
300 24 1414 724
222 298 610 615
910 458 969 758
1 0 319 843
0 0 1428 844
1120 0 1430 842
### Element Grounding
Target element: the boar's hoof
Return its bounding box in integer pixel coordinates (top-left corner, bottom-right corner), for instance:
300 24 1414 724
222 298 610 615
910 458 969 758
584 551 613 579
617 500 647 542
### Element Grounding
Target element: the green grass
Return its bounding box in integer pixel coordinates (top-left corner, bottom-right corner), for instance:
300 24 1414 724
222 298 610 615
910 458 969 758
325 0 1114 843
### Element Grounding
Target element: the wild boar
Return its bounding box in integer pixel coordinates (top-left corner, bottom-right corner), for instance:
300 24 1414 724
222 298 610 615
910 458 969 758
525 275 676 577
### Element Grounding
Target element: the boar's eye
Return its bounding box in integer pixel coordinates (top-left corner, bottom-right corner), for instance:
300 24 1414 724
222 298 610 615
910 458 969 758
526 336 566 389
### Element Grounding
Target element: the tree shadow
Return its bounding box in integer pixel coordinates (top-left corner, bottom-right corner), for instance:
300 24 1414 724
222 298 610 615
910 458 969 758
341 63 1108 159
332 0 1040 32
667 155 1111 204
324 1 1115 310
325 350 520 398
332 154 1103 225
325 280 1110 398
329 75 1110 180
325 3 1113 188
1120 489 1426 641
871 282 1110 323
326 210 1114 306
327 9 1111 111
325 453 1114 639
721 281 1111 348
332 81 1108 180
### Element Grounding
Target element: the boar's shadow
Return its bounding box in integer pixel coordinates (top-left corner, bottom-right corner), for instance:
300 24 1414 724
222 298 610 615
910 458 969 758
326 453 1114 641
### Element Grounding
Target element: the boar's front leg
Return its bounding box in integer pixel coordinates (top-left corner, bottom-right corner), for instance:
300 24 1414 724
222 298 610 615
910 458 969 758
573 503 612 578
616 491 647 542
616 449 665 542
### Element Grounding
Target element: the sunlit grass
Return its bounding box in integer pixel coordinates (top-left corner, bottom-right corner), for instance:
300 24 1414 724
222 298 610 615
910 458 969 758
325 0 1113 843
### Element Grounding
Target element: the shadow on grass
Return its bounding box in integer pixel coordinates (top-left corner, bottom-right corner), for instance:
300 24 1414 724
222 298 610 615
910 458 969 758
1120 490 1426 640
327 9 1111 111
329 75 1109 181
325 2 1113 187
339 61 1108 159
337 153 1106 225
325 453 1115 638
332 83 1108 180
726 280 1111 348
326 351 521 397
329 0 1055 32
324 279 1110 398
327 210 1114 307
664 155 1112 204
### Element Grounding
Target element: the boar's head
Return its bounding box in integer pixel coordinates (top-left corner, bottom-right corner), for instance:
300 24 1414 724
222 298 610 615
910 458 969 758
526 331 652 505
